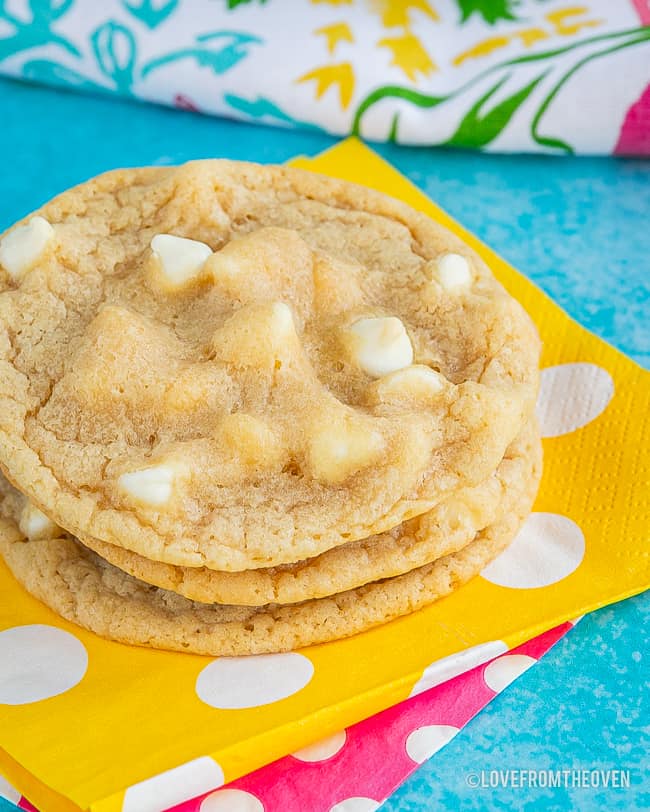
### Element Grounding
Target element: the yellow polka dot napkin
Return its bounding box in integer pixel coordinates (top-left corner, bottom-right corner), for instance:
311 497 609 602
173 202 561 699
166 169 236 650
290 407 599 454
1 139 648 812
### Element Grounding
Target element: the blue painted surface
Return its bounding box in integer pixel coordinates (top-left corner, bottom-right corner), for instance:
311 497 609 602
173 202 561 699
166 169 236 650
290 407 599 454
0 78 648 812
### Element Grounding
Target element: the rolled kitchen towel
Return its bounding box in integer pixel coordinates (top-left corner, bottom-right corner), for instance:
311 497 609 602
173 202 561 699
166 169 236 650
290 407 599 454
0 0 648 154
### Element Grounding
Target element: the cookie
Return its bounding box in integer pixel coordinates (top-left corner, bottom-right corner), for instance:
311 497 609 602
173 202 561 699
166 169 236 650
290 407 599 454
0 430 541 655
0 161 539 570
68 422 537 605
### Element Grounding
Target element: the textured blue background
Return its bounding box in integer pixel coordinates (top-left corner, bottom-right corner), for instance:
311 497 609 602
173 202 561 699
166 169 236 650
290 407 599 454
0 78 648 812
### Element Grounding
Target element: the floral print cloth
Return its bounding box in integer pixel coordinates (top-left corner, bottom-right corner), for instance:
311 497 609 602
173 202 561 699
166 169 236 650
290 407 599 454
0 0 648 154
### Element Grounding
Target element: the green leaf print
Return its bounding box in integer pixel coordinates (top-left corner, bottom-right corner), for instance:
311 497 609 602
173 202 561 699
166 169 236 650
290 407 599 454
352 26 650 154
454 0 520 25
388 113 400 143
123 0 179 29
445 72 547 148
352 86 447 136
530 29 650 154
91 21 137 94
226 0 268 8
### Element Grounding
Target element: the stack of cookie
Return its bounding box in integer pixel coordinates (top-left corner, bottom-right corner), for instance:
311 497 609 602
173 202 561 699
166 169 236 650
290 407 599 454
0 161 541 656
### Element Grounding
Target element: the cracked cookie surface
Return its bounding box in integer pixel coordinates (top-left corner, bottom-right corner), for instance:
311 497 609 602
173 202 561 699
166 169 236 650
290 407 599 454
0 161 539 570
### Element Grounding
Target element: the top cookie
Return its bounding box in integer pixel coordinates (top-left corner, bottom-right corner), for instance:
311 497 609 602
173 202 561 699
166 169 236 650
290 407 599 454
0 161 539 570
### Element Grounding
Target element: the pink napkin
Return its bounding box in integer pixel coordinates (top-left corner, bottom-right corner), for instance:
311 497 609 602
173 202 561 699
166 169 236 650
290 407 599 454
172 622 575 812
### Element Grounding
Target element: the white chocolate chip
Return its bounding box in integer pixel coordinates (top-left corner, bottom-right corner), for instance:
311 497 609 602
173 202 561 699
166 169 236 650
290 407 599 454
213 301 299 368
369 365 446 404
342 316 413 378
118 465 177 506
266 301 294 334
150 234 213 288
219 412 284 467
260 302 301 364
434 253 472 291
0 216 54 280
307 413 384 484
19 501 61 540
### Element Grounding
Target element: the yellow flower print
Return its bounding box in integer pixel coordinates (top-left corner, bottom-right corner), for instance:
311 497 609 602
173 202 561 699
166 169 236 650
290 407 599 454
370 0 438 29
516 27 550 48
310 0 353 5
546 6 603 36
453 35 510 67
297 62 355 109
314 22 354 55
452 6 603 69
378 32 436 80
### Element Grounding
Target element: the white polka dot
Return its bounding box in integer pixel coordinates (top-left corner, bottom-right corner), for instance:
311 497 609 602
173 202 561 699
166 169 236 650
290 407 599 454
409 640 508 697
200 788 264 812
292 730 347 762
0 774 20 804
330 798 380 812
483 654 536 693
536 363 613 437
481 512 585 588
196 652 313 709
123 757 224 812
0 624 87 705
405 724 460 764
